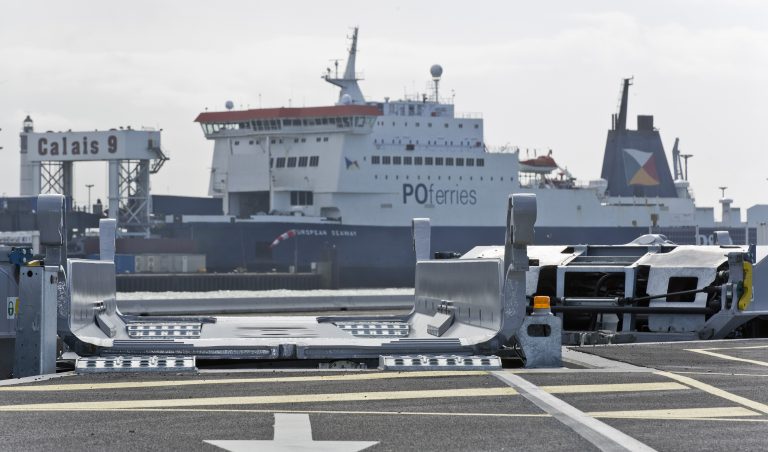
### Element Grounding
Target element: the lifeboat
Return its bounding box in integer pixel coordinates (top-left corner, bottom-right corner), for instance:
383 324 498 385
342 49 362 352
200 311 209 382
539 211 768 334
519 155 559 174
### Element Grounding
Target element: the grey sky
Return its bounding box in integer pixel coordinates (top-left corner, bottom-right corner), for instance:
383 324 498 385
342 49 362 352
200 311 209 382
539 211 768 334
0 0 766 216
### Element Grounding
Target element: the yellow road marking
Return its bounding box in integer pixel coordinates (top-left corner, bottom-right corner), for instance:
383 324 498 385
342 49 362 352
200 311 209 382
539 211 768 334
657 371 768 415
541 382 687 394
36 406 768 422
588 406 759 419
0 370 488 392
676 371 768 378
690 345 768 351
1 374 687 396
685 348 768 368
0 387 519 411
119 408 552 418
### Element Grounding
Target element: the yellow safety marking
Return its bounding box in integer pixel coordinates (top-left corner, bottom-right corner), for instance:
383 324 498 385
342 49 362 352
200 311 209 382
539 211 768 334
0 387 519 412
676 371 768 378
541 382 687 394
657 371 768 415
589 406 760 419
119 408 551 418
688 345 768 351
739 261 753 311
0 370 488 392
45 406 768 422
685 348 768 368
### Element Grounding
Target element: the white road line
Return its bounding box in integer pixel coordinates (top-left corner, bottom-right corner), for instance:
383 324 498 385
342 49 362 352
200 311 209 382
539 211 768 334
0 371 74 387
492 371 656 452
685 348 768 368
205 413 378 452
657 371 768 415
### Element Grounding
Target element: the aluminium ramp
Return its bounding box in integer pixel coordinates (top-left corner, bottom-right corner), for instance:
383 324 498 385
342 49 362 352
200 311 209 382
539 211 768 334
62 257 525 360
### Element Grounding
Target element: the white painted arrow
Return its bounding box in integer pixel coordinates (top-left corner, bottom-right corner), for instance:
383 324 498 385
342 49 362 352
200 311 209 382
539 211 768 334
205 413 378 452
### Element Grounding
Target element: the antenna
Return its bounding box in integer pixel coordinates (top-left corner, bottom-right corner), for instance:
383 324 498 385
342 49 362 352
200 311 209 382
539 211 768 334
672 138 681 180
614 77 633 131
680 153 693 181
718 186 727 198
430 64 443 102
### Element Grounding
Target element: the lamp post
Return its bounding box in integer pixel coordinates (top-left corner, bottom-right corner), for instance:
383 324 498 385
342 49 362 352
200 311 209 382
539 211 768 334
85 184 94 213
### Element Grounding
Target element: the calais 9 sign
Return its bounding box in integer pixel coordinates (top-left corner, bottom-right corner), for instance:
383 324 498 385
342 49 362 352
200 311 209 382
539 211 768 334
37 135 118 156
25 130 161 162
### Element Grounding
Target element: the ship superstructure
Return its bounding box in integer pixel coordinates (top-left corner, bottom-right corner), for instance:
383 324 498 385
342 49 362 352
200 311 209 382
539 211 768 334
185 28 760 285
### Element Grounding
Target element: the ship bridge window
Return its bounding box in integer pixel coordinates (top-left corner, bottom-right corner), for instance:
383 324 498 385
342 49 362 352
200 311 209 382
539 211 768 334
466 158 474 167
425 157 433 165
301 138 306 143
446 158 454 166
283 119 291 126
249 140 254 145
298 156 308 167
234 140 240 145
444 123 449 128
435 157 444 166
371 156 380 164
456 158 464 166
404 156 412 165
293 119 301 126
476 158 485 167
393 156 402 165
405 144 415 151
316 137 322 142
382 156 391 165
414 157 423 165
323 137 328 142
459 124 464 128
270 158 274 168
309 156 319 167
290 191 314 206
276 157 286 168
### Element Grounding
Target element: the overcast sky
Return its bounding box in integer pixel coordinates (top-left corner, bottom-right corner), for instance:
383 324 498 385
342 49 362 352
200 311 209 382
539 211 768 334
0 0 765 217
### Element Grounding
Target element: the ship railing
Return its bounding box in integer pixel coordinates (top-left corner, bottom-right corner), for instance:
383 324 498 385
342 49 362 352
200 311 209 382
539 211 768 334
457 112 482 119
485 145 520 154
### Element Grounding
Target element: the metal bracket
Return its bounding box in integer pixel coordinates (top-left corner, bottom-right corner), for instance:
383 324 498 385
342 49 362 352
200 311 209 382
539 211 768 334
427 301 455 337
516 313 563 368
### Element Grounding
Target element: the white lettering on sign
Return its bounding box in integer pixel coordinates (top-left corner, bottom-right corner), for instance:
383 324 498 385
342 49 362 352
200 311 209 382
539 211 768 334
6 297 18 320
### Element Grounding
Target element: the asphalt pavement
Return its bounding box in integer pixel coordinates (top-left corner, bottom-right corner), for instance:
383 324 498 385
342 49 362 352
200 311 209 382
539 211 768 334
0 339 767 451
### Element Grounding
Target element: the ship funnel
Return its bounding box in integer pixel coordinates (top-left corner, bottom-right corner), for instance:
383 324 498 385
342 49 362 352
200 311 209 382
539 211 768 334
600 78 678 198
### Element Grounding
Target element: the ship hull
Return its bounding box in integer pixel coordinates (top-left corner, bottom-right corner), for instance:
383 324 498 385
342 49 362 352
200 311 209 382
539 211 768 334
159 221 756 287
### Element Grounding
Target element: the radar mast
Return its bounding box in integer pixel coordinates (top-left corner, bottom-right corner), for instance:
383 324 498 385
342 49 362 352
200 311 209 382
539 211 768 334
323 27 365 105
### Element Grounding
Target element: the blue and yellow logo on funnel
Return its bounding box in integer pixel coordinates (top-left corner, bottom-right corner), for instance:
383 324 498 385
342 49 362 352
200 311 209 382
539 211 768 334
622 148 659 186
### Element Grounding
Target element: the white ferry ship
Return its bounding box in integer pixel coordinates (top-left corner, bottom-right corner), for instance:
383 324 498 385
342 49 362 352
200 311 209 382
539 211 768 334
170 28 758 286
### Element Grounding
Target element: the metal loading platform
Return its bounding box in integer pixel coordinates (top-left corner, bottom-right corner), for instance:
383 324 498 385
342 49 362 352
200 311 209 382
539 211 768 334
7 193 560 376
4 191 768 378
